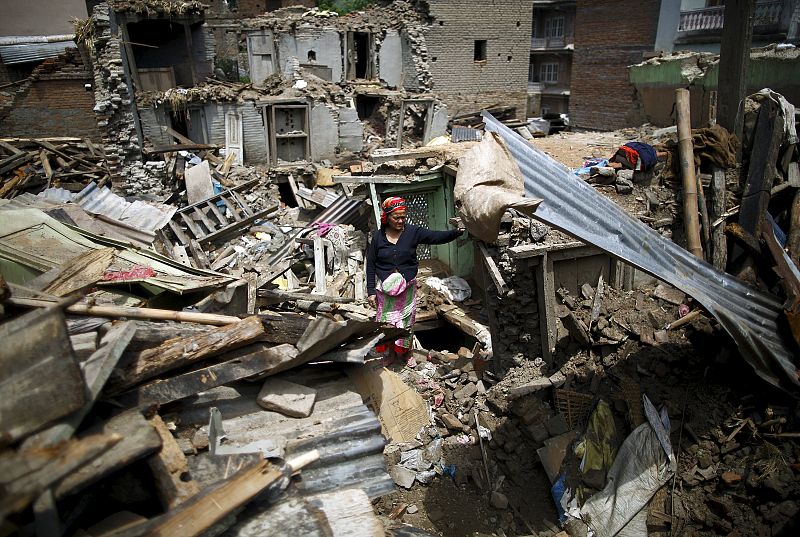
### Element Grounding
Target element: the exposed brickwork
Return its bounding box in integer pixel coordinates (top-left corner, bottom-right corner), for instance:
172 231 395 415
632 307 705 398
424 0 533 119
569 0 659 130
0 49 99 139
1 80 99 138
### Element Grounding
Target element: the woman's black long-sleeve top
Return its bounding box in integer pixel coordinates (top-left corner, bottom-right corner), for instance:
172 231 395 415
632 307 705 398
366 224 461 296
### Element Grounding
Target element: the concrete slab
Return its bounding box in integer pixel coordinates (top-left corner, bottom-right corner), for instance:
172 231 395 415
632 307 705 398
379 29 403 88
310 104 338 162
257 377 317 418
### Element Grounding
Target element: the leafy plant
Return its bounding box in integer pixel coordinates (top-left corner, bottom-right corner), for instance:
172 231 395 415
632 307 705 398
316 0 375 14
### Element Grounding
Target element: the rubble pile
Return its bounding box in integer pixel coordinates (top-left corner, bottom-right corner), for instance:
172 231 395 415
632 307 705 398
0 139 109 198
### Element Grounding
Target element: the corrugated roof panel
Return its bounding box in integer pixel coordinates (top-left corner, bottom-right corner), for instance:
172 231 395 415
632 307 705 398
482 111 799 393
0 41 71 64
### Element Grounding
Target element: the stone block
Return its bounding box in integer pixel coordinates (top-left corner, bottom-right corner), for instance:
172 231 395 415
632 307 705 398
257 378 317 418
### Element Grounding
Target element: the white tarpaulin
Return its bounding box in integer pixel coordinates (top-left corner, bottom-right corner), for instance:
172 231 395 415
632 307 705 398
577 396 675 537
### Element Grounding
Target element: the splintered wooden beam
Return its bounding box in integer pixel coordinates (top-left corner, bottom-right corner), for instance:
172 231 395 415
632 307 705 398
54 410 161 499
1 433 121 518
144 451 319 537
147 414 201 509
105 316 267 394
116 344 299 408
477 242 508 294
0 307 86 445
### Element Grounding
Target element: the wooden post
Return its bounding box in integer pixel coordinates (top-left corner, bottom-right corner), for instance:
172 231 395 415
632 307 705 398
717 0 755 135
675 89 704 259
534 253 556 366
709 167 728 270
787 190 800 266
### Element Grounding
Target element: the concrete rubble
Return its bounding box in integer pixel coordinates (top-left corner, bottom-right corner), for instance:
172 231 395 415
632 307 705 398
0 1 799 537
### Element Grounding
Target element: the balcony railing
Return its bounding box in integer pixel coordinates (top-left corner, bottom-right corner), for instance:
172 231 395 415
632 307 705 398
678 0 783 32
531 36 569 49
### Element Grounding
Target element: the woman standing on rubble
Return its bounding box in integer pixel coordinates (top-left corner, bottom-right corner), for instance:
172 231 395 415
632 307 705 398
367 196 463 365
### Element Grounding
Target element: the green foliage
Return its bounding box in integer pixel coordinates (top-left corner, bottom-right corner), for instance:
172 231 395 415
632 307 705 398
316 0 376 15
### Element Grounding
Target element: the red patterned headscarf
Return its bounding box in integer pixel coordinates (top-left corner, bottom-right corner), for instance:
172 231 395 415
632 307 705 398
381 196 407 225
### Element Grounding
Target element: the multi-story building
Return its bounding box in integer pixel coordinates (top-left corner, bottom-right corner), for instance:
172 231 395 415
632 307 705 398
671 0 800 53
425 0 533 120
527 0 575 117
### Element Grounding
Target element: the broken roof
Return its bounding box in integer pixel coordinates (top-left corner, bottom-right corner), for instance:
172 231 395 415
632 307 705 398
481 111 800 394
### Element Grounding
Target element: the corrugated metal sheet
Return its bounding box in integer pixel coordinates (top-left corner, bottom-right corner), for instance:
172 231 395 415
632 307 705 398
0 41 72 65
451 126 481 143
178 368 394 499
71 182 176 239
482 111 799 393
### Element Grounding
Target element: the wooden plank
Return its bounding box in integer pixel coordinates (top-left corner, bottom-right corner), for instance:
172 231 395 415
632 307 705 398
23 322 136 449
313 236 328 295
0 307 85 445
167 219 192 245
737 99 784 235
142 451 318 537
220 194 243 221
0 151 33 176
54 410 161 499
147 414 201 509
509 240 585 259
287 173 308 209
535 252 556 366
332 175 411 184
117 344 299 407
259 288 356 304
179 211 207 239
709 167 728 271
206 200 229 227
369 147 440 164
257 311 312 345
198 206 278 245
40 149 53 180
477 242 508 294
105 315 266 394
192 206 219 235
0 433 120 519
788 189 800 266
37 140 96 169
187 238 211 268
42 247 115 297
368 182 381 228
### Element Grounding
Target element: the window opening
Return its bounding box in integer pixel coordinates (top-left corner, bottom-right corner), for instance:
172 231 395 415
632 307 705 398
474 40 487 62
545 17 564 38
355 95 381 121
307 50 316 62
540 63 559 83
354 32 370 78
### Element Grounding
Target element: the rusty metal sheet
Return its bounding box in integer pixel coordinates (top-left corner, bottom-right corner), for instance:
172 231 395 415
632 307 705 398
482 111 799 393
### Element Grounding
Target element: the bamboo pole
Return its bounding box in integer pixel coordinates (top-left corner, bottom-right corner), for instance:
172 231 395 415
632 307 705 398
675 89 704 259
6 296 242 326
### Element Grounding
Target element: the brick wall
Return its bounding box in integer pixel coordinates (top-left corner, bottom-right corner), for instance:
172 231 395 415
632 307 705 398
570 0 660 130
425 0 533 120
0 79 100 138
